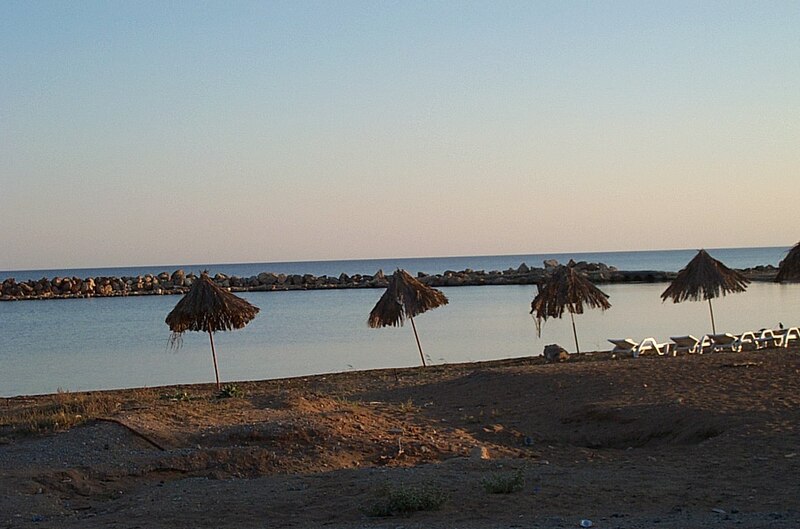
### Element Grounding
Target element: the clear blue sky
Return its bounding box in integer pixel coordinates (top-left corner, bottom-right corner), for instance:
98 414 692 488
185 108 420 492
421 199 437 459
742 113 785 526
2 1 799 270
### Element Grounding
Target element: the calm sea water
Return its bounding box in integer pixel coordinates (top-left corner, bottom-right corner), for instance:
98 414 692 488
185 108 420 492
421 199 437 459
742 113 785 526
1 247 796 397
1 246 789 282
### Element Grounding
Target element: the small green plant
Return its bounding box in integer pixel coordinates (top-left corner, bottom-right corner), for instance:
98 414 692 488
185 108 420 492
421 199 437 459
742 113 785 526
217 384 244 399
331 394 360 408
481 468 525 494
365 483 448 517
398 398 417 413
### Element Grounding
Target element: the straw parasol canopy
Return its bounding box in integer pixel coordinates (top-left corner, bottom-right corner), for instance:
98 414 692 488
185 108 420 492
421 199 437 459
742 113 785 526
776 241 800 282
530 264 611 353
368 269 449 366
166 272 260 389
660 249 749 334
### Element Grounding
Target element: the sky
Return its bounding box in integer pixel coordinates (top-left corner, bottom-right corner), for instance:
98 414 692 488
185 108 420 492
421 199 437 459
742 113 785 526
2 1 799 270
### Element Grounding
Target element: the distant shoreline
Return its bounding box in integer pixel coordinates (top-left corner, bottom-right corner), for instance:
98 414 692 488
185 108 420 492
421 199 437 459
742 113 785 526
0 261 779 302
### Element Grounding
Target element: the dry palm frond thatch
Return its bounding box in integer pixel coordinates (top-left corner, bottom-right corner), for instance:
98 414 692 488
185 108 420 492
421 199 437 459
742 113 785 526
660 249 749 334
776 241 800 282
165 272 260 389
530 265 611 353
368 269 449 366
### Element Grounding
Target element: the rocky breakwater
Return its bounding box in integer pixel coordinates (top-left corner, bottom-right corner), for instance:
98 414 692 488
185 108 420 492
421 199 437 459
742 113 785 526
0 269 193 301
0 260 778 302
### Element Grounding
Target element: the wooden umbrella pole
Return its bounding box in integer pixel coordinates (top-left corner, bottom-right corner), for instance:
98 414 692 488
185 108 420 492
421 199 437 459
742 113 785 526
708 299 716 335
409 316 427 367
208 330 221 390
570 311 580 354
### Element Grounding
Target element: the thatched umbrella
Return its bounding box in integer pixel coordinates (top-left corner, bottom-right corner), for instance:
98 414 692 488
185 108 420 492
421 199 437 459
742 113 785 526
166 272 260 389
368 269 448 366
530 264 611 353
661 249 749 334
776 241 800 282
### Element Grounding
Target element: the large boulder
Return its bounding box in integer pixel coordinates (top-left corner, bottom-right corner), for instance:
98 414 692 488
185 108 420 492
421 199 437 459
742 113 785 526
257 272 278 285
80 278 95 294
543 344 570 363
171 269 186 286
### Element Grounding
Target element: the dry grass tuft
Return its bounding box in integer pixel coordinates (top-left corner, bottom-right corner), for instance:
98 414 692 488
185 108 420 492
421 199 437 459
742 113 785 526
0 390 120 436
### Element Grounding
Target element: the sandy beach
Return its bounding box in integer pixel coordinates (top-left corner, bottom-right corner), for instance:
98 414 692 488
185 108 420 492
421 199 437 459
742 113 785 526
1 347 799 529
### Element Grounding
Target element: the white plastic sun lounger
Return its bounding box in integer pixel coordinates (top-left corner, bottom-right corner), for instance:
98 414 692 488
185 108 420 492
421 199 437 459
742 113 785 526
670 335 704 355
708 333 739 353
633 337 671 357
608 338 639 355
754 329 785 349
734 331 757 351
775 327 800 348
705 332 757 353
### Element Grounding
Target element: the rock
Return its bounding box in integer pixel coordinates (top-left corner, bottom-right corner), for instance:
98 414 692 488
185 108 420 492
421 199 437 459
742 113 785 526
171 269 186 286
543 344 569 362
470 446 491 460
517 263 530 273
80 278 95 294
257 272 278 285
543 259 559 270
444 276 464 286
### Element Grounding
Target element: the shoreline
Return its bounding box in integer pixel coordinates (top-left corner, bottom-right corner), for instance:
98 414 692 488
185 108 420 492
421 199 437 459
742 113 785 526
0 260 780 302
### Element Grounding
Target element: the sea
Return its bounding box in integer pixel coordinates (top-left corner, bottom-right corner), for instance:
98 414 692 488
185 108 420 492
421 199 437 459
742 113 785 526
1 246 797 397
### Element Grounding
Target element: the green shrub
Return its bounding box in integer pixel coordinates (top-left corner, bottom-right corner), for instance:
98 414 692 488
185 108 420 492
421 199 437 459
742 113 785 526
365 483 448 517
217 384 243 399
481 468 525 494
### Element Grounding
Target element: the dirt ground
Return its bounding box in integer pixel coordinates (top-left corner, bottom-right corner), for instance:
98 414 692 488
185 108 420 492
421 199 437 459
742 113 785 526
1 347 799 529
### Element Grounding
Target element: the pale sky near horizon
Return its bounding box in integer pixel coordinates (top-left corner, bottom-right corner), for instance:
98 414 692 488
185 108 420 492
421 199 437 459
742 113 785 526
2 1 799 270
